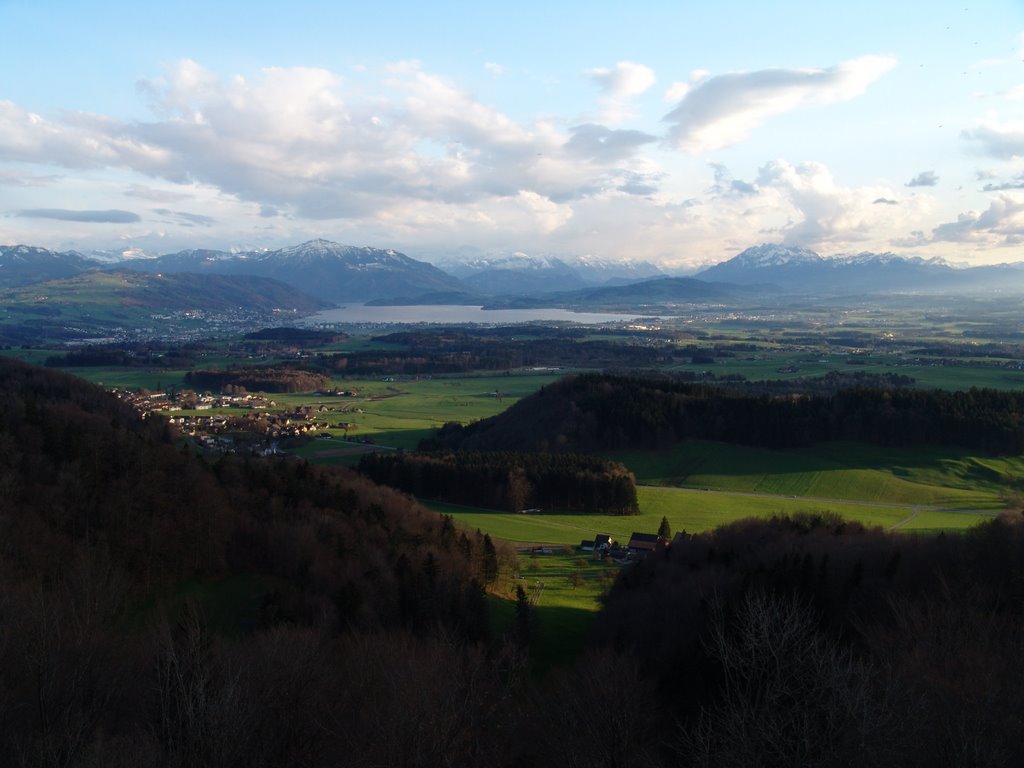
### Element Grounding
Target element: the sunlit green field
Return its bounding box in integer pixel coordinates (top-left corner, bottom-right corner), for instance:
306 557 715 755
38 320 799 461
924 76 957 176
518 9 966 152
665 353 1024 391
430 485 996 548
488 550 619 672
609 440 1015 509
284 371 562 451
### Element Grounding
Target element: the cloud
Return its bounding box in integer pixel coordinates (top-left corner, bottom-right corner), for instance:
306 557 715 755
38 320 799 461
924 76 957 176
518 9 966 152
484 62 504 77
152 208 216 226
564 123 657 163
745 159 914 249
981 173 1024 191
0 60 669 230
706 162 759 197
0 169 62 187
930 194 1024 245
962 115 1024 158
663 70 709 104
873 197 899 205
586 61 656 98
124 183 193 203
585 61 656 122
905 170 939 187
17 208 141 223
663 56 897 153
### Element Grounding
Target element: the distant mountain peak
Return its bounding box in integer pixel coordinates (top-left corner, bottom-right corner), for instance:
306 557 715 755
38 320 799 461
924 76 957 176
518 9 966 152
730 243 823 268
693 242 1022 295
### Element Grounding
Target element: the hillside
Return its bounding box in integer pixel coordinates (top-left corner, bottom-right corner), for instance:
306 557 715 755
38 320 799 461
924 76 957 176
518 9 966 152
127 238 468 302
425 372 1024 455
0 269 329 343
479 275 757 310
0 357 512 765
0 244 103 287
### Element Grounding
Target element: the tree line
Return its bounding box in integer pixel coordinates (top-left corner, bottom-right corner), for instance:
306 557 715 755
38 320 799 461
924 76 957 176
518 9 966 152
427 372 1024 454
359 450 639 515
185 366 332 393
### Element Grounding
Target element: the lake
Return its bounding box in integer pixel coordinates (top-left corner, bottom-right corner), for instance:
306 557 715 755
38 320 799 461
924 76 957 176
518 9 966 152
301 304 654 325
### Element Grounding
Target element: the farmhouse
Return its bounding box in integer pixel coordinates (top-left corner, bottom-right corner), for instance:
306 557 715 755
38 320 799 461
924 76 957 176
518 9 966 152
627 532 664 558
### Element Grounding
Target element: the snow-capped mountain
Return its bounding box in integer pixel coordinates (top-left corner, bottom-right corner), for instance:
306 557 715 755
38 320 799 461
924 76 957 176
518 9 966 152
126 239 468 302
714 243 823 271
0 245 102 287
80 246 156 264
569 254 667 284
696 244 1024 295
437 250 667 295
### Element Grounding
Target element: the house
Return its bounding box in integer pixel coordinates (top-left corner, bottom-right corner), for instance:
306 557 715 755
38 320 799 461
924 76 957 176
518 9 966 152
594 534 614 552
579 540 595 553
627 532 663 557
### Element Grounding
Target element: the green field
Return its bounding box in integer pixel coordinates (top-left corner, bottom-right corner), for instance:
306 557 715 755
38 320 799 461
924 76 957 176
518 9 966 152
663 354 1024 391
281 372 561 450
487 550 619 673
610 440 1015 510
47 366 560 452
430 485 996 548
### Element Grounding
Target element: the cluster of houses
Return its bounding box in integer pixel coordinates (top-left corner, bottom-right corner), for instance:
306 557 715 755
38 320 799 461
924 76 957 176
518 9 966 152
113 387 339 453
578 532 668 561
112 388 276 415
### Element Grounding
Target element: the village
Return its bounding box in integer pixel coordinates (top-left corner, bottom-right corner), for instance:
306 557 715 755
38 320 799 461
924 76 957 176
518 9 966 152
111 386 351 454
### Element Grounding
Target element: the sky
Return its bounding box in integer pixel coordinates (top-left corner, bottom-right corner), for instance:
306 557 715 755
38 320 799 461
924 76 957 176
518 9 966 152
2 0 1024 268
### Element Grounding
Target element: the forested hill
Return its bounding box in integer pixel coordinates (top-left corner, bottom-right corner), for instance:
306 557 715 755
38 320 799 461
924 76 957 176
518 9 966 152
590 512 1024 765
424 372 1024 454
0 357 517 765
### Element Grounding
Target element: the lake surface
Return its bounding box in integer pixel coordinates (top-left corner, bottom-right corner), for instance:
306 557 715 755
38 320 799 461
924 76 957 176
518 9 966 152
302 304 653 325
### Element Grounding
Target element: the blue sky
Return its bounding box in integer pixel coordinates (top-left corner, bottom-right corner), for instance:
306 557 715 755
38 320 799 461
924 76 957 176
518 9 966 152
2 0 1023 267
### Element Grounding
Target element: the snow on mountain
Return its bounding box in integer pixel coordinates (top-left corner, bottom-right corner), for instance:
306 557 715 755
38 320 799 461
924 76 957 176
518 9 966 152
696 243 1024 294
80 246 156 263
0 244 101 286
126 239 468 303
437 249 667 294
726 243 823 269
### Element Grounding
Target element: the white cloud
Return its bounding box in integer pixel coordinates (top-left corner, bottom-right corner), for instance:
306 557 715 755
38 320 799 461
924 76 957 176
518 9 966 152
0 60 662 236
663 70 709 104
663 56 897 153
720 158 926 251
587 61 656 98
585 61 656 123
484 62 504 77
930 194 1024 245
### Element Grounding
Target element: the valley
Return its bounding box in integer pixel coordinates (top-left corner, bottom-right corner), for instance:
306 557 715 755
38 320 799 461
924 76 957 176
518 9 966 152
5 251 1024 764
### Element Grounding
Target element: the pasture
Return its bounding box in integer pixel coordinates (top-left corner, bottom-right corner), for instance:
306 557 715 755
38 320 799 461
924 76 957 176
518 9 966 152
430 485 996 549
609 440 1014 509
488 549 619 673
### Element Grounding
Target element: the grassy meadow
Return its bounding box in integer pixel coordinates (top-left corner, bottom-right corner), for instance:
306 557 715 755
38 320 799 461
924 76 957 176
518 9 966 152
487 550 619 673
609 440 1014 509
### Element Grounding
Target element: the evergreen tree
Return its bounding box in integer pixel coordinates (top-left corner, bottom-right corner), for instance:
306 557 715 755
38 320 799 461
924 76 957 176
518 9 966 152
482 533 498 585
658 515 671 539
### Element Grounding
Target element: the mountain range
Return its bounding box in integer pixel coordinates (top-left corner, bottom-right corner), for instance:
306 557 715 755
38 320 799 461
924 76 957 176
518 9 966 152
439 252 667 295
695 243 1024 295
4 241 1024 310
124 239 466 303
